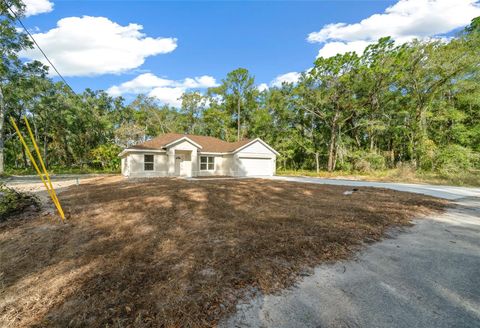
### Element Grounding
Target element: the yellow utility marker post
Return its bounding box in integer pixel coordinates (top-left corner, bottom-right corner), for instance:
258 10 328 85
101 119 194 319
23 117 64 215
10 116 66 221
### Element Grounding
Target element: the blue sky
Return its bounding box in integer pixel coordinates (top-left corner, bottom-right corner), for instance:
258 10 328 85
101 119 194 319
19 0 480 106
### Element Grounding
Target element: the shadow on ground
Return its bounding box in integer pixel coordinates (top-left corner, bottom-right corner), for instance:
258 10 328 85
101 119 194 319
221 197 480 328
0 176 447 327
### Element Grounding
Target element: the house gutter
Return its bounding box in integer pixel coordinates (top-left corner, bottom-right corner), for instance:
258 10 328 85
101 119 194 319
118 149 167 157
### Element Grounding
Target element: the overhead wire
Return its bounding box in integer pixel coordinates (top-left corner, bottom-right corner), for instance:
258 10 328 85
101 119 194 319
3 0 75 94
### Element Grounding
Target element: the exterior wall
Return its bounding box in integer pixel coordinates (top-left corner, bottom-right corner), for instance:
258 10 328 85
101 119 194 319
120 139 277 178
196 154 234 176
121 157 128 176
127 153 168 178
223 155 235 176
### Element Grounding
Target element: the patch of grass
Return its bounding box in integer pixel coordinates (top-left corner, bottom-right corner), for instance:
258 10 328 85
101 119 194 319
277 168 480 187
413 170 480 187
0 177 447 327
0 183 38 221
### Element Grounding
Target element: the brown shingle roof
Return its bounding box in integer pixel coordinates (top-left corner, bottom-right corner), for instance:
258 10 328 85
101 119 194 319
130 133 252 153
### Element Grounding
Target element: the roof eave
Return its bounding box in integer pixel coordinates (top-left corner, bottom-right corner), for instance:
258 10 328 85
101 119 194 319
118 148 167 157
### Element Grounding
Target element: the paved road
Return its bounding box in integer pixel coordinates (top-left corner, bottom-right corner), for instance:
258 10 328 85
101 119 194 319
222 177 480 328
1 173 113 185
266 176 480 200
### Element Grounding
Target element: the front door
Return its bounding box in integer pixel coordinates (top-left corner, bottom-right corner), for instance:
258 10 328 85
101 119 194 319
175 154 184 176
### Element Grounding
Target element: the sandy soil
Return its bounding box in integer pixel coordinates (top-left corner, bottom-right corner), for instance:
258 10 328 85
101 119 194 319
0 176 447 327
222 197 480 328
3 176 104 216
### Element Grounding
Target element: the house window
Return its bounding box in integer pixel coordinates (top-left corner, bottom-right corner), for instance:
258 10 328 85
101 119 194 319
200 156 214 171
144 154 154 171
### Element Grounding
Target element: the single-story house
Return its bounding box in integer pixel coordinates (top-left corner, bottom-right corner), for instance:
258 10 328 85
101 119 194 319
119 133 279 178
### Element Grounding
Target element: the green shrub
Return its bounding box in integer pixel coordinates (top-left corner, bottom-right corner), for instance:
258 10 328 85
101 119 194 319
433 145 477 174
336 161 353 171
89 143 122 171
472 153 480 169
419 139 437 171
393 162 417 179
0 183 38 221
349 151 386 172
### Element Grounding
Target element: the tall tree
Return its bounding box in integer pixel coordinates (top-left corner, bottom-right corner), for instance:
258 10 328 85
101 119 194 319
180 91 205 134
396 38 476 167
299 52 360 171
0 0 32 173
209 68 257 141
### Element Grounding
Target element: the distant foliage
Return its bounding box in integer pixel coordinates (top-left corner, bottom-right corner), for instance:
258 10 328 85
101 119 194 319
89 144 122 171
350 151 386 173
433 145 478 175
0 8 479 175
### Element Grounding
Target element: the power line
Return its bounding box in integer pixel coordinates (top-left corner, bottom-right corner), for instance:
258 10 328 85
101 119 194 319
3 1 75 94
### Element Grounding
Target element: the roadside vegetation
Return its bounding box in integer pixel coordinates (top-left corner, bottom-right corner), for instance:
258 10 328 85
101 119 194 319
278 168 480 187
0 177 447 327
0 2 479 185
0 183 37 221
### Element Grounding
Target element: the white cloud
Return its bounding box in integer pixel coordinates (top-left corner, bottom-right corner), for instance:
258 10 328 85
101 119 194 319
183 76 217 88
107 73 218 107
148 87 185 108
23 0 53 16
317 41 372 58
107 73 174 96
308 0 480 57
258 83 269 92
271 72 301 87
21 16 178 76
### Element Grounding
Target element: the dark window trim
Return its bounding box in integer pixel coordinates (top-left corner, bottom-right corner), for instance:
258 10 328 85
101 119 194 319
144 154 154 171
199 156 215 171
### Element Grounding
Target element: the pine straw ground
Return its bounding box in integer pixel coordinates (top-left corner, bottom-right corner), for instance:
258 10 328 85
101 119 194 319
0 176 447 327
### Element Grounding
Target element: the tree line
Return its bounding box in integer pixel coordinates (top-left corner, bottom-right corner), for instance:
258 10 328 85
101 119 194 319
1 2 479 175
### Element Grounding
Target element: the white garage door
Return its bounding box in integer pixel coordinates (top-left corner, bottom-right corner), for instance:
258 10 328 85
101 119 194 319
237 157 273 176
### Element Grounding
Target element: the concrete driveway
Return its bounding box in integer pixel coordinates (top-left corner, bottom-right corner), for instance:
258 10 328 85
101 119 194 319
222 177 480 328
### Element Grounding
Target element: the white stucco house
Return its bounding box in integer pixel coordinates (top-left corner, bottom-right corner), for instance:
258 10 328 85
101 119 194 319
119 133 279 178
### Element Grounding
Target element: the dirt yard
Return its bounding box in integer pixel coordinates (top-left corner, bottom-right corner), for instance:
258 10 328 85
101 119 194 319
0 176 447 327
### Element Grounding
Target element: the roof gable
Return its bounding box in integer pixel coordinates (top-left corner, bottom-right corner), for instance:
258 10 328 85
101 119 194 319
164 136 203 149
233 138 280 156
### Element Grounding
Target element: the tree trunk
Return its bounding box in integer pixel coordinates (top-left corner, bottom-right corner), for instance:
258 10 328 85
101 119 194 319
413 104 428 168
43 134 48 168
0 85 5 174
33 118 39 142
327 133 336 172
315 152 320 174
389 139 395 167
327 111 340 172
22 146 27 168
237 97 241 141
333 143 339 171
63 135 73 165
355 134 361 148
